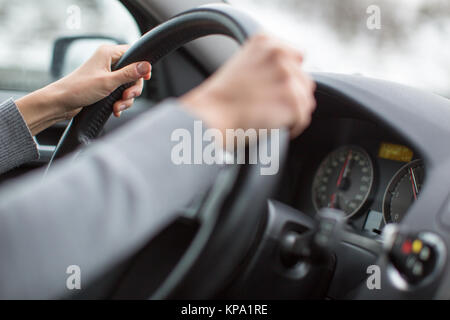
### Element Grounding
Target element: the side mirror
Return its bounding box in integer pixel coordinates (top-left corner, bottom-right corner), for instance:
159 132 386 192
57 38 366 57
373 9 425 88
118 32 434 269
50 35 125 79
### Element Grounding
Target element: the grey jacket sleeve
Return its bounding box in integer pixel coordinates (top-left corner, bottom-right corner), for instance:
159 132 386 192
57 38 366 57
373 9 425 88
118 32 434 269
0 99 39 174
0 99 222 299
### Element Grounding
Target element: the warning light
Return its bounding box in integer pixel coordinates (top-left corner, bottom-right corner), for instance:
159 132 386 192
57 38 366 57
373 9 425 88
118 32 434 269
378 143 414 162
402 240 412 254
412 240 423 253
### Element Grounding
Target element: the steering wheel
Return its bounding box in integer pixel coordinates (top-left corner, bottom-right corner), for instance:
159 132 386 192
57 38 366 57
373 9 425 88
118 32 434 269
50 4 289 299
49 4 262 160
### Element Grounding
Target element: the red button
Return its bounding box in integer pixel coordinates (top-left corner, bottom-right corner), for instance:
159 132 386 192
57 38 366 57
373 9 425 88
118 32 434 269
402 240 412 254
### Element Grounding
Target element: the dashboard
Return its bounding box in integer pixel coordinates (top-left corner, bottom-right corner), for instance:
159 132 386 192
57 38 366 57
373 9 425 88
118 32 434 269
268 73 450 299
279 115 425 238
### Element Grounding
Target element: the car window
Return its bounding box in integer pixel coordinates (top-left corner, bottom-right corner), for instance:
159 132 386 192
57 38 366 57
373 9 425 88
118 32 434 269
230 0 450 98
0 0 140 92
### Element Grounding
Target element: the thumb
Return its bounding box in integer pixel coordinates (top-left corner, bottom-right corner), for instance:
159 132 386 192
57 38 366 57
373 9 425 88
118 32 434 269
109 62 151 88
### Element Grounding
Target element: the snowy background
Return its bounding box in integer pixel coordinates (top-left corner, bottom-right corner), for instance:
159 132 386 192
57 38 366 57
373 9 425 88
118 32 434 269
231 0 450 98
0 0 449 98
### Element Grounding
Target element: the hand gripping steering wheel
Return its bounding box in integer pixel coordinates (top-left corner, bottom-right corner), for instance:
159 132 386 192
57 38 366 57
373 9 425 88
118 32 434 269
50 4 289 299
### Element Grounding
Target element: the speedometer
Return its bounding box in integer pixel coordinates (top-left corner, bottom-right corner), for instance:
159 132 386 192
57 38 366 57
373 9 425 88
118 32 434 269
312 146 374 218
383 159 424 223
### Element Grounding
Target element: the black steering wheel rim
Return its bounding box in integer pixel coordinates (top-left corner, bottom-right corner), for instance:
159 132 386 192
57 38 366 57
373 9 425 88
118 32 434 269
49 3 262 162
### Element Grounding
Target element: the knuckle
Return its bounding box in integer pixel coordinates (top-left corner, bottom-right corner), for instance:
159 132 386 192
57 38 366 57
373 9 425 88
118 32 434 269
124 88 134 98
285 79 297 96
282 81 298 107
300 72 316 94
296 93 309 110
123 67 136 80
278 63 292 82
268 46 286 62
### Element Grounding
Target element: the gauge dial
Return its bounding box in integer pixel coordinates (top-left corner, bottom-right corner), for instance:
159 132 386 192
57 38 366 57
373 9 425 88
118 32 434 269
383 159 424 223
312 146 374 217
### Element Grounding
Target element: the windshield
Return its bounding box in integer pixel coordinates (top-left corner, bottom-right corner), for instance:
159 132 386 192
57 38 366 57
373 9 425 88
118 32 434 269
230 0 450 98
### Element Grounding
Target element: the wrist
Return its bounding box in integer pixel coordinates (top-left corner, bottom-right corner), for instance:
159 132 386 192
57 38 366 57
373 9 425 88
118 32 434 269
15 82 67 136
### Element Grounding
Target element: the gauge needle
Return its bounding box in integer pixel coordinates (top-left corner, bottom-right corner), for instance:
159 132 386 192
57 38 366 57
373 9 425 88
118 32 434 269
337 150 353 188
330 193 337 209
409 167 418 200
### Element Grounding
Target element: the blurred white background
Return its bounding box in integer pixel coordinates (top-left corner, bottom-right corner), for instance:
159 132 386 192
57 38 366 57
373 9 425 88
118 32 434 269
0 0 139 91
230 0 450 98
0 0 448 98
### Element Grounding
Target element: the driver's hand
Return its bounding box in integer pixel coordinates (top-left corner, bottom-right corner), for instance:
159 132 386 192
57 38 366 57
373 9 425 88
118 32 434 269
181 34 316 138
50 44 152 119
16 45 152 136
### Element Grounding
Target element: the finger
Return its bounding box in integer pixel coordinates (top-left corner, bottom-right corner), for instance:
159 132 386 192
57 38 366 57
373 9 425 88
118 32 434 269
280 58 316 137
286 59 316 101
290 87 316 138
276 60 315 138
122 79 144 100
265 36 305 64
288 69 316 138
267 102 296 130
249 33 304 62
143 70 152 81
113 98 135 118
293 63 316 92
109 62 151 88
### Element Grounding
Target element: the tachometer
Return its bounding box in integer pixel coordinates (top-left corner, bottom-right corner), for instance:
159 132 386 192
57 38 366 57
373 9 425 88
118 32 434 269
312 146 374 217
383 159 424 223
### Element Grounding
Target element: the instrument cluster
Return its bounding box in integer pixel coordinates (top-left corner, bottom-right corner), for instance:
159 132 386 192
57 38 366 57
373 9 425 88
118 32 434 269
288 118 425 235
311 144 423 227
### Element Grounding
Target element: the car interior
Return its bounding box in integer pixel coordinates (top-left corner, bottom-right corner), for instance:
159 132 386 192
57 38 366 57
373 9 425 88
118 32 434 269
0 0 449 300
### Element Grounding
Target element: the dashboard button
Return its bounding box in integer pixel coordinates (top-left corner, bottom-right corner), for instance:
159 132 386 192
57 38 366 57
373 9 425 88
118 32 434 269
385 229 443 285
419 246 431 261
412 261 424 276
